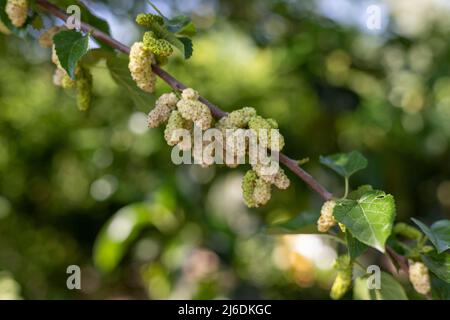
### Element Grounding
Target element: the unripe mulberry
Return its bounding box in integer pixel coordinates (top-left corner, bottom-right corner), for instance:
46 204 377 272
148 93 179 128
218 107 257 130
128 42 156 93
181 88 199 101
241 170 272 208
248 115 285 151
143 31 173 57
317 200 336 232
5 0 28 28
177 89 213 130
39 26 61 48
75 67 92 111
252 163 290 190
409 261 431 295
164 110 192 149
330 255 352 300
136 13 164 27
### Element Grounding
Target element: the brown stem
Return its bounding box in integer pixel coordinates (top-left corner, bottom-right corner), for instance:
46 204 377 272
36 0 332 201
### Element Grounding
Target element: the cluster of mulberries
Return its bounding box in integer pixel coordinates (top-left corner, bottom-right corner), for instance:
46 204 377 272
409 261 431 295
128 41 157 93
134 13 174 67
177 89 213 130
148 88 211 152
42 27 93 111
317 200 337 232
330 255 352 300
148 89 290 208
5 0 28 28
214 107 290 206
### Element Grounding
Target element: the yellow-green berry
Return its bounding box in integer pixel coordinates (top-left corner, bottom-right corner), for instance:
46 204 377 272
330 255 352 300
75 67 92 111
136 13 164 27
177 89 213 130
317 200 336 232
219 107 257 129
164 110 192 149
241 170 272 208
5 0 28 28
143 31 173 57
128 41 157 93
248 115 285 151
148 92 179 128
252 163 290 190
409 261 431 295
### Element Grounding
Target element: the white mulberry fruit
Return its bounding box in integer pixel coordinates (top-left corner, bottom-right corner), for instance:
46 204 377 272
5 0 28 28
317 200 336 232
177 88 213 130
128 42 156 93
148 92 179 128
409 261 431 295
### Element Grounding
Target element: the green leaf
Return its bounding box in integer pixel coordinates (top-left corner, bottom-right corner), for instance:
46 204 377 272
93 202 176 273
353 272 408 300
320 151 368 178
81 48 113 66
431 274 450 300
412 218 450 254
346 231 368 260
53 30 90 79
106 55 155 109
421 251 450 283
266 212 320 235
334 190 396 253
178 37 193 59
348 185 373 200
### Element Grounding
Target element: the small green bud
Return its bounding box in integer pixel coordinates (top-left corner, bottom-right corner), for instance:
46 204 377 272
143 31 173 57
136 13 164 27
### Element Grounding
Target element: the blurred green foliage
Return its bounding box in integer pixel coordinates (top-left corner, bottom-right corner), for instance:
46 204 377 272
0 0 449 299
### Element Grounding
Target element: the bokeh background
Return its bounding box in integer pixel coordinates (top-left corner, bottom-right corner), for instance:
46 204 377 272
0 0 449 299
